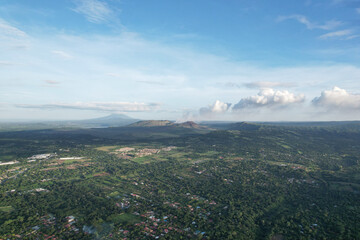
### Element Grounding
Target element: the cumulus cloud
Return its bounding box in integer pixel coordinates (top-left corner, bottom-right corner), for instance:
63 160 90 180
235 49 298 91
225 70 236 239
177 111 198 122
277 15 342 30
312 86 360 110
16 102 161 113
233 89 305 110
319 29 353 39
244 81 295 89
72 0 115 24
199 100 231 117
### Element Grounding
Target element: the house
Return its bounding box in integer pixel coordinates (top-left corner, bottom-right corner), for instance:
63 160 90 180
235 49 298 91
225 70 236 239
32 226 40 231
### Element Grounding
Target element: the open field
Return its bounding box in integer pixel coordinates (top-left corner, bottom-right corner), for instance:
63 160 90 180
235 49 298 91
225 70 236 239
0 206 14 213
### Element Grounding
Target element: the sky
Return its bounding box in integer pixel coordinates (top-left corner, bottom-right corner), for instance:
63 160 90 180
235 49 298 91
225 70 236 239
1 0 360 122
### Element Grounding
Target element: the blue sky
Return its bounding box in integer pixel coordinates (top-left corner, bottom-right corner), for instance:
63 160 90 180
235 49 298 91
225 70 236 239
1 0 360 121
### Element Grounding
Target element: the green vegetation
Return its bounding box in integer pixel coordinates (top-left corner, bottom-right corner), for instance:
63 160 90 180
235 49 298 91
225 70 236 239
0 122 359 239
0 206 14 213
108 213 142 224
95 146 120 152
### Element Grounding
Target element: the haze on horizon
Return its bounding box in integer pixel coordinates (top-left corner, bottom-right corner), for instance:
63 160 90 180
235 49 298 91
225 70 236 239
1 0 360 122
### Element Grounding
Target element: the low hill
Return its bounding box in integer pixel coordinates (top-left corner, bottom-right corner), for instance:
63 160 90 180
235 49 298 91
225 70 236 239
226 122 262 131
73 114 138 127
0 120 212 141
176 121 208 129
128 120 208 129
204 121 360 132
127 120 174 127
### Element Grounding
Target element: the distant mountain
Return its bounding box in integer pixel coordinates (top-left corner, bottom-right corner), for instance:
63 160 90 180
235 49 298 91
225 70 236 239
128 120 174 127
83 113 134 121
68 120 212 140
176 121 207 129
128 120 208 129
200 121 237 130
226 122 262 131
73 114 138 127
224 121 360 132
257 121 360 128
0 114 139 132
199 120 360 132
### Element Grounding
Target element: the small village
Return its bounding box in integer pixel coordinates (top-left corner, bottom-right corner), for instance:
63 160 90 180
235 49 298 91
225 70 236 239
110 146 177 160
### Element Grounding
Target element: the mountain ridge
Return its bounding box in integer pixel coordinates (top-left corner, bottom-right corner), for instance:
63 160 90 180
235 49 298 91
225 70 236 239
127 120 207 129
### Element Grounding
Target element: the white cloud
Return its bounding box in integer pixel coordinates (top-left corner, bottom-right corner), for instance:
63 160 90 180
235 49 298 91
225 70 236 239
72 0 115 24
312 86 360 110
244 81 295 89
199 100 231 116
233 89 305 110
0 18 29 49
345 35 360 40
51 50 73 59
319 29 353 39
16 102 161 113
277 15 342 30
0 18 27 38
357 8 360 14
1 18 360 121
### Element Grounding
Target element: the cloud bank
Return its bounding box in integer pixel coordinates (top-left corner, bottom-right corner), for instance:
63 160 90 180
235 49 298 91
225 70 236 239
16 102 161 113
199 100 232 117
312 86 360 110
244 81 295 89
233 89 305 110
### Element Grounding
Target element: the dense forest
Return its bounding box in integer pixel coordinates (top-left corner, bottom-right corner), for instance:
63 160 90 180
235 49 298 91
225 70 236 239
0 122 359 239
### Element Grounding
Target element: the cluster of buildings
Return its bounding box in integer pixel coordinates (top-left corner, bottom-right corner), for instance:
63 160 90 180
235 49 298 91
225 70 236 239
115 147 135 153
13 215 80 239
0 166 26 184
27 153 56 161
22 188 50 194
135 149 161 157
161 146 177 152
59 157 84 160
112 146 177 159
0 161 19 166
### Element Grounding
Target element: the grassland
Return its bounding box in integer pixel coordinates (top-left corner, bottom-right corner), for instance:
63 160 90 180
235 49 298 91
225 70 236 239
107 213 142 224
0 206 14 213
